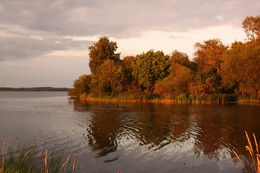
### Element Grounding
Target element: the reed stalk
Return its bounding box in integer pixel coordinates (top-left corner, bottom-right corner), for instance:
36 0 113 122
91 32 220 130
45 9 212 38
2 141 9 172
72 159 78 173
28 150 43 173
233 131 260 173
0 142 78 173
62 154 73 173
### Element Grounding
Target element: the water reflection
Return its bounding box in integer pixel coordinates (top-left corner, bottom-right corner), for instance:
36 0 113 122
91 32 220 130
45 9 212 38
72 100 260 172
87 110 121 158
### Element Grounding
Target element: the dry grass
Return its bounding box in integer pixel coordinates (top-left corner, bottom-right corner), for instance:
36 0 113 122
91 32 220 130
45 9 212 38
0 141 78 173
233 131 260 173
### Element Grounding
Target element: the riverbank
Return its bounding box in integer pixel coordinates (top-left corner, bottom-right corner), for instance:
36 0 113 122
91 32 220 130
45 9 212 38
77 94 260 104
84 97 224 104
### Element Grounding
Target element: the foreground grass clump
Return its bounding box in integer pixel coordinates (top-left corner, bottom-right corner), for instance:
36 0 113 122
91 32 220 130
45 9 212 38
233 131 260 173
0 142 78 173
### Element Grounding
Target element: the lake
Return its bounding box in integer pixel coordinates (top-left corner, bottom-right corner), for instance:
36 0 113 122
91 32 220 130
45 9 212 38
0 92 259 173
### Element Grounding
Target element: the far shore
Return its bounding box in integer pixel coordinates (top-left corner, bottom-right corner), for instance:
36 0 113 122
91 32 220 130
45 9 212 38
0 87 69 92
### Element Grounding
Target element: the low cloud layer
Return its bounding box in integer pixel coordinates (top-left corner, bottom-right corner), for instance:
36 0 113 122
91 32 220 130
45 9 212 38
0 34 92 61
0 0 259 61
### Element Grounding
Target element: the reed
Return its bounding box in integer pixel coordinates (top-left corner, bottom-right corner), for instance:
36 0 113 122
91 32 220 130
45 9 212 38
233 131 260 173
0 142 78 173
28 150 43 173
72 159 78 173
2 141 9 173
62 154 73 173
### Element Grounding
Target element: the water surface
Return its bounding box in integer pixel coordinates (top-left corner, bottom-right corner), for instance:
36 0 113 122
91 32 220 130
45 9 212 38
0 92 259 172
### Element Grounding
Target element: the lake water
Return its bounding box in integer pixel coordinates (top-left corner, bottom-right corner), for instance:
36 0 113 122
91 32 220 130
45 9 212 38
0 92 259 173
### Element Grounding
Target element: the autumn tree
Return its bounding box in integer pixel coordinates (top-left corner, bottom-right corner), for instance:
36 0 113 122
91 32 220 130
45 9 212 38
88 37 120 75
132 50 170 92
221 41 260 97
221 15 260 97
194 39 228 94
194 39 227 76
90 59 124 95
169 50 196 70
122 56 137 90
154 62 193 97
242 15 260 40
69 74 92 98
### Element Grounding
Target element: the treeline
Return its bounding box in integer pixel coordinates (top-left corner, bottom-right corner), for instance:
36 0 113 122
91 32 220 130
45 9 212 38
0 87 69 91
69 15 260 103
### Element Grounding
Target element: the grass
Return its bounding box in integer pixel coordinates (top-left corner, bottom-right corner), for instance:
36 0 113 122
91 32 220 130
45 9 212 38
232 131 260 173
237 96 260 103
0 142 78 173
71 89 260 104
76 91 247 104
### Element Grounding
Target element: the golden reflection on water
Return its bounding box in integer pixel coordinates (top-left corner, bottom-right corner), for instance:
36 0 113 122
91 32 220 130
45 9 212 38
71 100 260 172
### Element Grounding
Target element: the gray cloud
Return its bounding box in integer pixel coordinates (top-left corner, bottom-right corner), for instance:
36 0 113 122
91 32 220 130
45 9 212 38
0 35 92 61
0 0 259 61
1 0 259 37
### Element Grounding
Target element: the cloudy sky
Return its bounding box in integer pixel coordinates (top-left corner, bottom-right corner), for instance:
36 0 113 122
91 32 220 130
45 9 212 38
0 0 259 87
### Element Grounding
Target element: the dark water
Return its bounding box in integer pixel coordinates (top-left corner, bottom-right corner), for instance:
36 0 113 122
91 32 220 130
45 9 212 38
0 92 260 173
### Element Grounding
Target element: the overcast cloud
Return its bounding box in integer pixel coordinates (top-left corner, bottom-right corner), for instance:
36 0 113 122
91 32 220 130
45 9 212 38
1 0 259 60
0 0 259 87
1 0 259 37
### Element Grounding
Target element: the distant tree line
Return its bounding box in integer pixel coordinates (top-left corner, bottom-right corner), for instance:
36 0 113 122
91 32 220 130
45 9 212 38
69 15 260 102
0 87 69 91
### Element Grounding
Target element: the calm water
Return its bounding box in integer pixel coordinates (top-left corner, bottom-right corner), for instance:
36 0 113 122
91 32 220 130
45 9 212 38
0 92 260 173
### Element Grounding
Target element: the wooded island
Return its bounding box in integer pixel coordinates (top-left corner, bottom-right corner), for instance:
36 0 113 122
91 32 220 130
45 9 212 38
69 15 260 103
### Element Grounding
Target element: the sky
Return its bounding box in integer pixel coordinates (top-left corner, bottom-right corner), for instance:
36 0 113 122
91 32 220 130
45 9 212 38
0 0 259 88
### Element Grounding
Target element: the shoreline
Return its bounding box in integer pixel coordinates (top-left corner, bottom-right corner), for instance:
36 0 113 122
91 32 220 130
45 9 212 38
82 97 259 105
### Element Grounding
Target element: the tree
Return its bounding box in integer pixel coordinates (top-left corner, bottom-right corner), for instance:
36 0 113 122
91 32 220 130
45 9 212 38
170 50 190 67
154 62 192 97
90 59 124 95
88 37 120 75
69 74 92 98
194 39 228 93
194 39 228 76
132 50 170 92
122 56 137 90
242 15 260 40
221 41 260 97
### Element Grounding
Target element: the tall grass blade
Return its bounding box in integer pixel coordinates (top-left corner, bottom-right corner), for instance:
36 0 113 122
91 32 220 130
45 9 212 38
28 151 43 173
92 157 96 168
245 131 253 152
2 141 9 172
72 158 78 173
22 150 32 161
257 154 260 173
45 149 48 173
245 131 257 172
62 155 73 173
254 133 259 154
232 149 248 173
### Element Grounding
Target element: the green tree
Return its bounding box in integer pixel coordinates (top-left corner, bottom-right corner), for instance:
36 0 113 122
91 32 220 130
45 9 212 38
88 37 120 75
132 50 170 92
90 59 124 95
